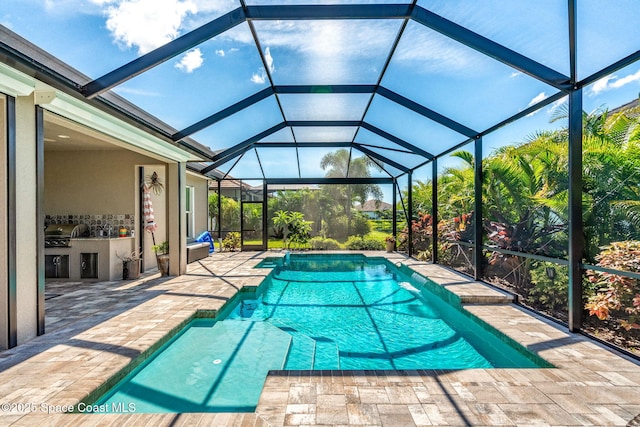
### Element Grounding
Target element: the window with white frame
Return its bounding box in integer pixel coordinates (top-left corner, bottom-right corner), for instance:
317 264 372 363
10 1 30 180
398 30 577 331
186 185 195 239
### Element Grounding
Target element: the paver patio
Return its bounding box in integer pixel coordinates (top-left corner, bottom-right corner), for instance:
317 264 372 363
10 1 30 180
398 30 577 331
0 251 639 426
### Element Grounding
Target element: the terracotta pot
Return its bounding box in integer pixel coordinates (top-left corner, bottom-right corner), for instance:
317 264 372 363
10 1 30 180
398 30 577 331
156 254 170 277
385 240 395 253
122 259 141 280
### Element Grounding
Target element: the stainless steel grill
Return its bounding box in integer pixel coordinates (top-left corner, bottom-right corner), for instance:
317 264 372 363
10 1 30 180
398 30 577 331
44 223 89 247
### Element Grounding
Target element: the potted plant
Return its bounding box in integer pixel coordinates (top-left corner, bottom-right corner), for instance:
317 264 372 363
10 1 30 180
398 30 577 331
152 241 170 276
117 250 142 280
385 235 396 253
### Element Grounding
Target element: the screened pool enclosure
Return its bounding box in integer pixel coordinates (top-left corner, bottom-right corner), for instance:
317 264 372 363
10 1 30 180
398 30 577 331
2 1 639 352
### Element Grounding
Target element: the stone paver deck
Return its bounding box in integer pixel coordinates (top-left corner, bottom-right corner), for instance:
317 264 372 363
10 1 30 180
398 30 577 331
0 251 639 426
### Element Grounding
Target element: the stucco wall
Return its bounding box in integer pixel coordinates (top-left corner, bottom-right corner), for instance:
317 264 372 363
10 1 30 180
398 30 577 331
44 150 156 215
16 95 37 344
0 95 7 349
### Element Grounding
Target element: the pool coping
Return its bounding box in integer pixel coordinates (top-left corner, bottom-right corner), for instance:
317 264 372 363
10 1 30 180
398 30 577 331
0 251 639 426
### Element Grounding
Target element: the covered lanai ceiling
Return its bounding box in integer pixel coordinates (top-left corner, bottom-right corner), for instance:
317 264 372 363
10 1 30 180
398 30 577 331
2 1 639 180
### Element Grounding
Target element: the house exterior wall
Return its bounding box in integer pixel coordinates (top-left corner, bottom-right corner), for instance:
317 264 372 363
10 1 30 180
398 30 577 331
0 94 8 349
15 94 38 345
45 150 156 215
168 163 186 275
0 62 207 348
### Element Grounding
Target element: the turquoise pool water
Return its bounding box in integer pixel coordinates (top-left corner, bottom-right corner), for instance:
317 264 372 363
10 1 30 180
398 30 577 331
98 254 550 413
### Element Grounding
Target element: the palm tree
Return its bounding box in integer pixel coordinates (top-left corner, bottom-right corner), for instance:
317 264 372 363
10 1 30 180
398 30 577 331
320 149 384 237
483 133 568 258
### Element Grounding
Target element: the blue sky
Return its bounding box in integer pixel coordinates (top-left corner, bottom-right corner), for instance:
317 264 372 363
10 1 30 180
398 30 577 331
2 0 640 197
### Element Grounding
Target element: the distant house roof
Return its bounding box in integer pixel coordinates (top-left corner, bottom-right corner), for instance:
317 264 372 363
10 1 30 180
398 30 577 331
355 200 392 212
611 98 639 115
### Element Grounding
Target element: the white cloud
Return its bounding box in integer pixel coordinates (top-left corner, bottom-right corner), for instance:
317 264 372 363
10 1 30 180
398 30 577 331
251 70 267 84
254 20 397 59
175 48 203 72
548 98 567 115
250 47 274 84
528 92 547 107
591 70 640 95
591 75 614 95
102 0 197 55
525 93 568 118
526 92 557 117
264 47 275 73
610 70 640 89
215 49 225 57
393 26 473 74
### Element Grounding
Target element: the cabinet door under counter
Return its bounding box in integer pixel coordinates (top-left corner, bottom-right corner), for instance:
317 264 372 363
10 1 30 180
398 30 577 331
45 237 135 281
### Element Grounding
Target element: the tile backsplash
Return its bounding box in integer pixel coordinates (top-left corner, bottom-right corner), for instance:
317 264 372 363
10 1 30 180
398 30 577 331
46 214 135 236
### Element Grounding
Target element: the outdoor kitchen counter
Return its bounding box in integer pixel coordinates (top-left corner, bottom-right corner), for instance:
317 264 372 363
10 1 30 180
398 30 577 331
44 237 134 281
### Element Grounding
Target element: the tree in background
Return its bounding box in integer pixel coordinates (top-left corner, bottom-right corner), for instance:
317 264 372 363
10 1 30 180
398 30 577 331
320 149 383 240
208 193 240 232
272 210 312 249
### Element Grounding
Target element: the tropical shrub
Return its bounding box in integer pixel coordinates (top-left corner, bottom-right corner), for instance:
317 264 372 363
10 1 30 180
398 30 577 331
344 235 385 250
396 212 433 252
528 264 568 314
309 237 341 250
272 210 313 249
351 213 371 237
222 232 240 251
585 241 640 330
325 215 349 241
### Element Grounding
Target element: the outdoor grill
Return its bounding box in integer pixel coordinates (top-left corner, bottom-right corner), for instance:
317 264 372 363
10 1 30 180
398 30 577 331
44 223 89 247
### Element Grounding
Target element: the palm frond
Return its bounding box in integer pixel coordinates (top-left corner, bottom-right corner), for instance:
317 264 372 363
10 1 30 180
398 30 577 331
450 150 474 166
611 200 640 229
549 102 568 124
531 190 569 221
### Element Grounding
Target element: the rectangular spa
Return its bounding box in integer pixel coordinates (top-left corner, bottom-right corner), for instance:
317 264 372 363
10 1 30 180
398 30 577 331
96 254 551 413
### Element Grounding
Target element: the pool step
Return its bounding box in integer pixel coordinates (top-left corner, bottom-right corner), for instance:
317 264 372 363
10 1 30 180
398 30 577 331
273 323 316 370
100 319 292 413
272 322 341 370
311 337 341 370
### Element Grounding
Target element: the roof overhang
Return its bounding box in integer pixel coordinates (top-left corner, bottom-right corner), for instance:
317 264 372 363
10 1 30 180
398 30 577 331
0 62 198 163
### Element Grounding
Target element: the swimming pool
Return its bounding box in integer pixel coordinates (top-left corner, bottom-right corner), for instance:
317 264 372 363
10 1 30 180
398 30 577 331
97 254 551 413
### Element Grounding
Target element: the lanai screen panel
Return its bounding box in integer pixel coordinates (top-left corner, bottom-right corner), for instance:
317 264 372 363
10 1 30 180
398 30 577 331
191 95 283 152
247 0 410 4
101 23 271 131
256 148 300 178
298 147 343 178
347 151 391 178
382 21 560 132
577 1 640 80
216 149 264 179
421 0 570 75
251 19 403 85
292 126 358 143
364 95 464 155
257 127 296 143
279 93 371 121
355 148 423 173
